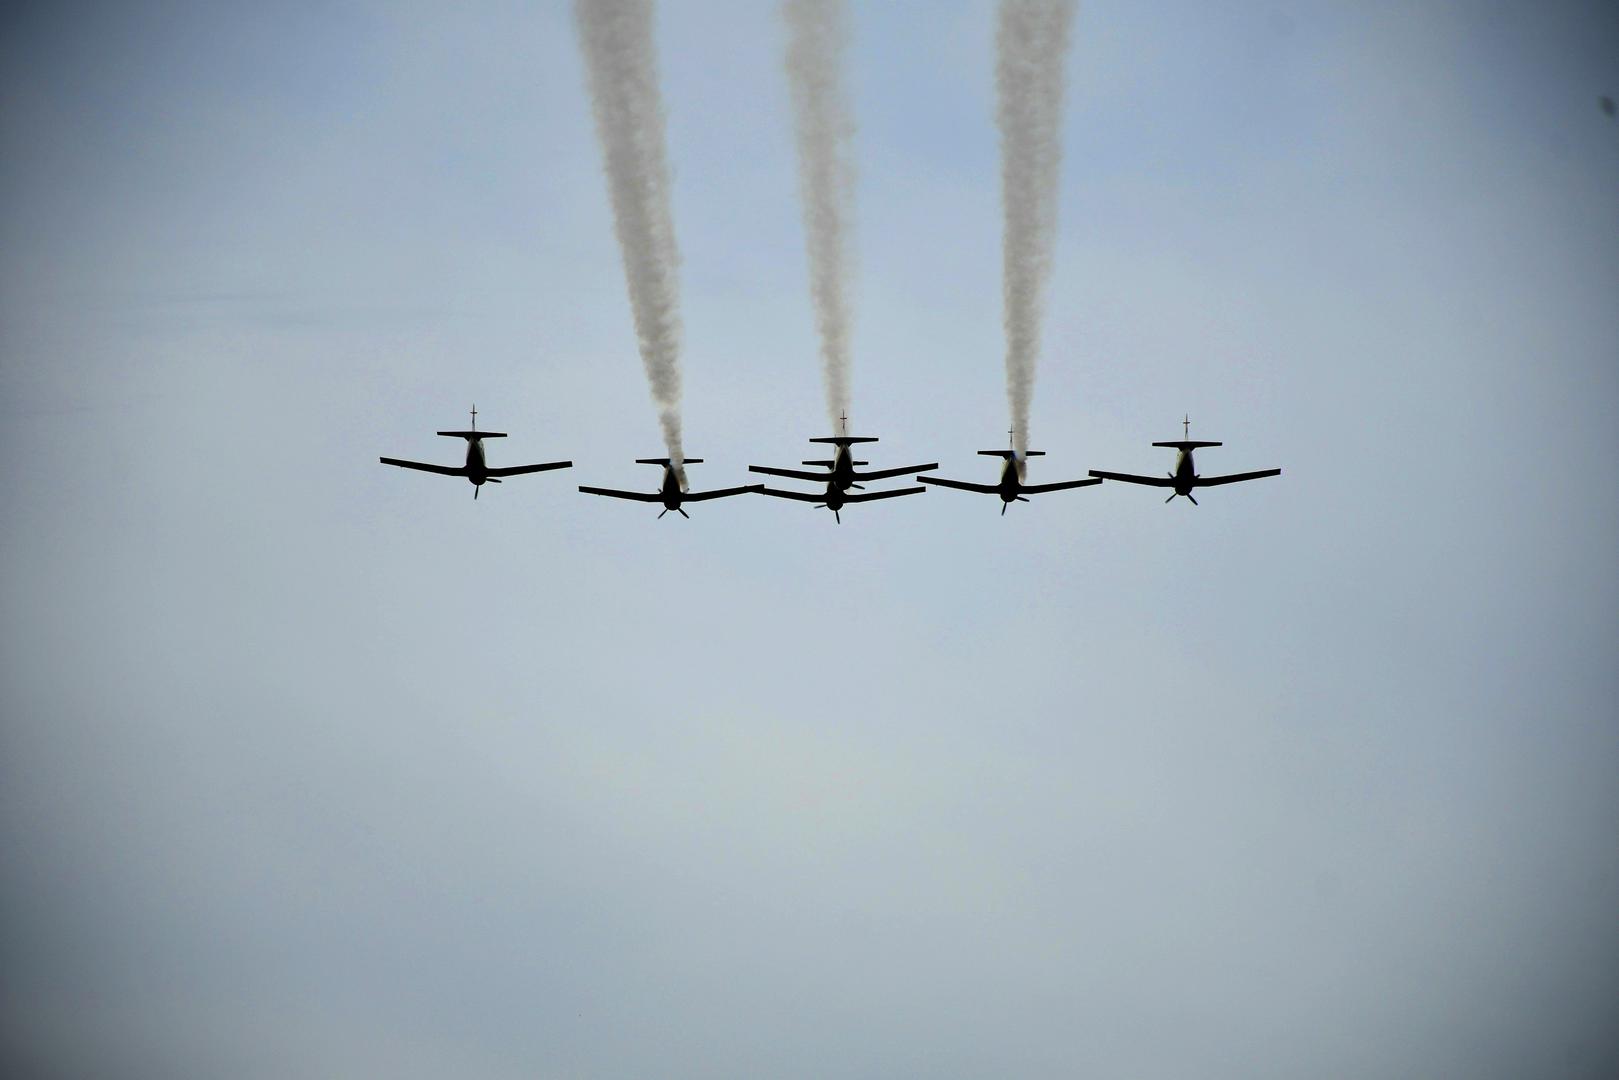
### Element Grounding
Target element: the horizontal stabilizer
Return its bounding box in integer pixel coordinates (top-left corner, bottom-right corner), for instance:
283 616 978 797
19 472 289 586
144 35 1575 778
437 430 506 439
800 459 835 467
1151 440 1221 450
808 436 879 445
978 449 1044 458
635 457 704 466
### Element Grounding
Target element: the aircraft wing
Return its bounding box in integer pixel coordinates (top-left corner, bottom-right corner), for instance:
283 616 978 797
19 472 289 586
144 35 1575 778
749 465 829 482
486 460 572 477
1019 477 1103 494
758 487 828 503
682 484 764 502
844 486 925 502
918 476 1000 494
1087 469 1174 487
578 485 663 502
852 463 938 482
1194 468 1281 488
380 457 466 477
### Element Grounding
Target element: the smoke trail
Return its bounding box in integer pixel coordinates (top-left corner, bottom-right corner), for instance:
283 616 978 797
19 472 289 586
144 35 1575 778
997 0 1075 457
575 0 684 464
784 0 855 428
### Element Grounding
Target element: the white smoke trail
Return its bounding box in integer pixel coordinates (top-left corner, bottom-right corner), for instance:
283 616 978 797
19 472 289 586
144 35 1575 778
997 0 1075 457
575 0 684 465
784 0 855 429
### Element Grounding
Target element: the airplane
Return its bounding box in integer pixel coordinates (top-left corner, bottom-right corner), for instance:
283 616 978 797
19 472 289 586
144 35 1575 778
578 458 762 518
379 406 571 498
749 413 937 493
1088 416 1280 504
918 429 1102 514
757 479 925 523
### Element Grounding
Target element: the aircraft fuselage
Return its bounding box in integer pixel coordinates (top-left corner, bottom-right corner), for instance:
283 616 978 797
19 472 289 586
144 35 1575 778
816 445 876 491
464 438 490 487
997 458 1025 505
659 464 687 510
828 447 857 491
1172 450 1197 496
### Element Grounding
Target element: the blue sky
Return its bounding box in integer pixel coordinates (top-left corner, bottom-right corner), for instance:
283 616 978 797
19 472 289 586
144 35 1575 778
3 2 1617 1076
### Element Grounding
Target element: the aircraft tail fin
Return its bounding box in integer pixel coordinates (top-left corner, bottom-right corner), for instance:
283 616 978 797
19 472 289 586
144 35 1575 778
635 457 704 466
808 436 879 446
438 405 503 439
1152 440 1221 450
977 449 1044 458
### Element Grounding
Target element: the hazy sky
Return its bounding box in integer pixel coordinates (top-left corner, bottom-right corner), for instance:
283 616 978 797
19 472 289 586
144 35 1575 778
3 2 1617 1077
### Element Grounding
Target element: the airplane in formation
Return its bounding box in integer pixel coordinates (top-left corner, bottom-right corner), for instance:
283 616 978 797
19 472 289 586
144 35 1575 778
748 414 937 494
1088 416 1280 504
757 479 925 523
378 406 572 498
578 458 761 518
919 429 1102 514
381 411 1280 513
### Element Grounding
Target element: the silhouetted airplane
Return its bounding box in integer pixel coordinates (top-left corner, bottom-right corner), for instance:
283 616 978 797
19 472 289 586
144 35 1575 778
757 479 924 523
749 413 937 493
579 459 761 518
919 430 1102 514
1089 416 1280 504
379 406 571 498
